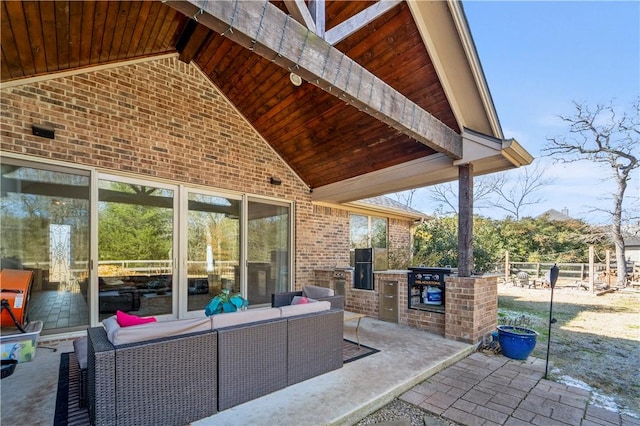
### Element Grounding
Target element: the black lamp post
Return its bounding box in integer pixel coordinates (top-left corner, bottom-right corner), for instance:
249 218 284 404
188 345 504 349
545 264 560 379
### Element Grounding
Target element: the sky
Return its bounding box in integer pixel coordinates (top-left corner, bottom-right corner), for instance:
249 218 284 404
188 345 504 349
404 1 640 225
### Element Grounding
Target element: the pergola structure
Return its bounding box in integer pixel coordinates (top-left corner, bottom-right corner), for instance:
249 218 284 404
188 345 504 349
1 0 533 275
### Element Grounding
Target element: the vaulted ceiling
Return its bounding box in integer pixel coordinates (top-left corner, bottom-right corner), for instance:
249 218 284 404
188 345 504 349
1 0 532 203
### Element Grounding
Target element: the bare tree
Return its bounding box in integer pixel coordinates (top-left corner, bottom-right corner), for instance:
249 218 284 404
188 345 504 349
394 189 418 208
428 176 500 215
544 99 640 287
492 163 555 220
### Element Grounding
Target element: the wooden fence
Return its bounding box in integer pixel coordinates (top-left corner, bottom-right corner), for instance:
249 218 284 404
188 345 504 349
495 248 637 291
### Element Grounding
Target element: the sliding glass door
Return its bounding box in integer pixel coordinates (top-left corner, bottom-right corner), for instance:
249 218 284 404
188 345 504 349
246 199 291 306
0 158 90 334
185 191 240 313
97 177 176 321
2 156 295 331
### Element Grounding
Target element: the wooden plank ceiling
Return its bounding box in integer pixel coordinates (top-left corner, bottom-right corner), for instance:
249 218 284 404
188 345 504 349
1 0 460 192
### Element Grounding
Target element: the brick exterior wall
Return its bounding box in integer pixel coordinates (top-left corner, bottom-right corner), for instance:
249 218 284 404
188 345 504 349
444 275 498 343
1 58 301 193
1 56 497 342
388 218 414 269
0 56 414 290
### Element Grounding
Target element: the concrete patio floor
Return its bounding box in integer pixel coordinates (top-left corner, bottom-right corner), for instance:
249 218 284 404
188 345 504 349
2 314 637 425
1 316 473 425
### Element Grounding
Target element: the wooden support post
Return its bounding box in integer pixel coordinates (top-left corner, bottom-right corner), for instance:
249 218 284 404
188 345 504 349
505 250 510 283
589 245 595 293
457 164 473 277
606 250 611 287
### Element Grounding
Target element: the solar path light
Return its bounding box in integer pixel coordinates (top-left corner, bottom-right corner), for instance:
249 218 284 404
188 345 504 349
545 264 560 379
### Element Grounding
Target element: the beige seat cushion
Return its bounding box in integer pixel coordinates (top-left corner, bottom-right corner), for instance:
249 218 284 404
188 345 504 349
278 300 331 318
211 308 281 329
104 317 212 346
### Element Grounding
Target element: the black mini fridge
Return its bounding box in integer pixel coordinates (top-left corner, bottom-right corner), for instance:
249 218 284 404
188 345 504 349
354 248 374 290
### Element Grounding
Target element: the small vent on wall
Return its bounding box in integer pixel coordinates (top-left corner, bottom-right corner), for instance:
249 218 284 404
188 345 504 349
32 124 55 139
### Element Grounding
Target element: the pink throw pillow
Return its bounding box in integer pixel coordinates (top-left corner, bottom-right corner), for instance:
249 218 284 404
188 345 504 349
116 310 157 327
291 296 310 305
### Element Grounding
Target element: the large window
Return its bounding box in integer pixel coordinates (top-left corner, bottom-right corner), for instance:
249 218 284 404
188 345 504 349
0 159 90 334
186 192 240 312
97 178 175 321
350 214 388 270
246 199 290 306
1 157 293 333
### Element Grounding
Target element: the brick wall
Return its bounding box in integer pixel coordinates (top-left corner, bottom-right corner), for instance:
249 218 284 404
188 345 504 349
1 58 302 195
444 275 498 343
389 218 414 269
1 56 415 290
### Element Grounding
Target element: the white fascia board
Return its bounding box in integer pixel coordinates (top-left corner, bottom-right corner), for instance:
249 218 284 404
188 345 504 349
447 0 503 139
406 0 503 139
454 130 534 170
311 154 454 203
453 129 503 166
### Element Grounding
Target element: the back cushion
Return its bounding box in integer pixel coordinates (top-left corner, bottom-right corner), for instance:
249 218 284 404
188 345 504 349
303 285 334 298
108 317 212 346
102 316 120 342
211 308 281 329
278 301 331 318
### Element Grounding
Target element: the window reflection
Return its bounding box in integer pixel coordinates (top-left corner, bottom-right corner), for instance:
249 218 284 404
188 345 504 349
187 193 240 312
247 201 290 306
0 160 90 334
97 180 174 321
350 214 388 270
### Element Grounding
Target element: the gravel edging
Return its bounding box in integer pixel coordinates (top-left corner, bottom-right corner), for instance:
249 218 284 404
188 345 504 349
354 399 460 426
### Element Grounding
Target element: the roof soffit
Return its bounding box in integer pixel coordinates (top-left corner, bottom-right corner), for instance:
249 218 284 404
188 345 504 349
407 0 503 139
0 0 535 204
166 0 462 159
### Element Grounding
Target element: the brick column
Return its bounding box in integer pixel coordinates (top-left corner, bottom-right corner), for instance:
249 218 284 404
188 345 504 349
444 275 498 343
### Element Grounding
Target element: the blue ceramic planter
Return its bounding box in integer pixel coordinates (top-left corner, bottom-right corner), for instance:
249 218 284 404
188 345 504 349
497 325 538 360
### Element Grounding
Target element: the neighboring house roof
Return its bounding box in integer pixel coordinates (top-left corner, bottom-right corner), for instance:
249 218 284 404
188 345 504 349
349 196 428 220
624 236 640 248
537 209 573 222
1 1 533 203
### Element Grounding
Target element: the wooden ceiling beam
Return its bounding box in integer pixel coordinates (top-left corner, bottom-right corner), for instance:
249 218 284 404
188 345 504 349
308 0 325 38
283 0 316 33
177 20 212 63
325 0 402 45
167 0 462 159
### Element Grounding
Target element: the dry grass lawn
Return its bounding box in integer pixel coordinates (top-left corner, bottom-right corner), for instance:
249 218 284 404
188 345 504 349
498 283 640 415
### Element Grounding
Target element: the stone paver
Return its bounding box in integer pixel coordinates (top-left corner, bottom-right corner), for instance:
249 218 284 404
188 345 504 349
441 406 486 425
621 414 640 425
398 353 636 426
424 391 458 410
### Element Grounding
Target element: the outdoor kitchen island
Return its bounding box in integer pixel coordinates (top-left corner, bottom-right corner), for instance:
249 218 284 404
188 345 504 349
314 268 500 344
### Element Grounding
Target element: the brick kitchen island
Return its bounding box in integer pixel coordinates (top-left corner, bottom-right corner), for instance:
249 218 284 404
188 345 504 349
314 269 499 344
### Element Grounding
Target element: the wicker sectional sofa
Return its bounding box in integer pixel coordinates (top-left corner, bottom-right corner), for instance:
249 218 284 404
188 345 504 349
86 296 344 426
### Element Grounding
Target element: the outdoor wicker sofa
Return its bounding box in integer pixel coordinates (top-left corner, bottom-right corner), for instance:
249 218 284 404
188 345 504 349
86 295 344 426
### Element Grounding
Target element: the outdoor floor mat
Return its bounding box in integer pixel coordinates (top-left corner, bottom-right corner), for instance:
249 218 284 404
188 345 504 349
343 339 380 363
54 352 90 426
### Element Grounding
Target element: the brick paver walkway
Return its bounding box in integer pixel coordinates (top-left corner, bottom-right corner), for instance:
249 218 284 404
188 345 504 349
399 352 639 426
